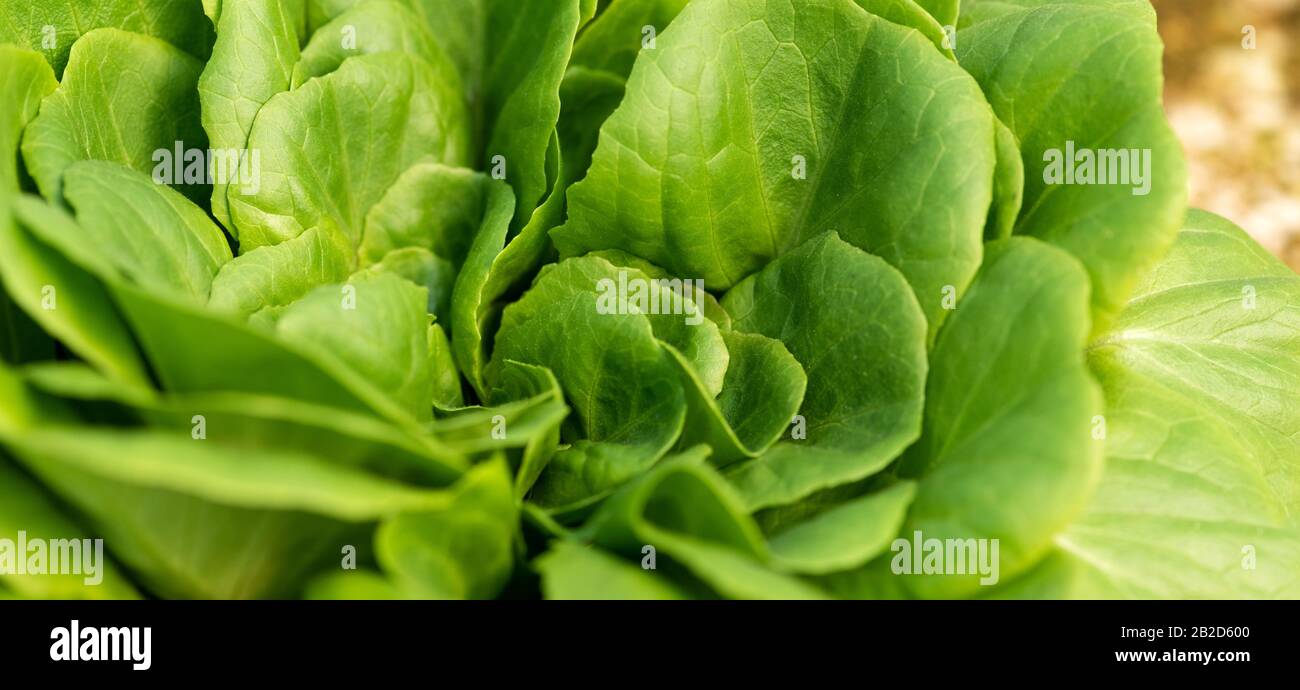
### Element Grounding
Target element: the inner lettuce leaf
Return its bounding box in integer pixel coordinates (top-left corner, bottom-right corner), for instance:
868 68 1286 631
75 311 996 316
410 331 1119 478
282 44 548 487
198 0 305 232
21 28 209 205
721 232 928 511
300 0 595 226
491 256 688 512
0 0 214 78
555 0 997 340
227 50 471 251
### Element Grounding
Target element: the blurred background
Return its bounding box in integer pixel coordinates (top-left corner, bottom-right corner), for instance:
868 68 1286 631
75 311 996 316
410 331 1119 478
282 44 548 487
1152 0 1300 270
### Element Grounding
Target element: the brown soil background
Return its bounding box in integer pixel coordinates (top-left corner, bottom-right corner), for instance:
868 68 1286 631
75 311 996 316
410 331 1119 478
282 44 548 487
1152 0 1300 270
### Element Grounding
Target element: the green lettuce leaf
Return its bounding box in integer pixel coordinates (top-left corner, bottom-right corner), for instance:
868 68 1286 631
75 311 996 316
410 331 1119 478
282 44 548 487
956 0 1187 331
0 0 214 78
22 28 209 204
2 426 452 599
0 197 150 387
721 233 928 511
198 0 305 231
375 459 518 599
895 237 1103 598
1012 211 1300 599
555 0 996 339
63 161 232 302
228 51 471 251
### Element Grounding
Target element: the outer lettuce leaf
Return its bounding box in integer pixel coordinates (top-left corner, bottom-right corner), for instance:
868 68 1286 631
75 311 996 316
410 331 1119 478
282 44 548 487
22 361 466 486
956 0 1187 331
0 457 140 600
120 283 424 423
63 161 232 302
0 197 151 387
14 195 420 424
1 426 452 599
1007 211 1300 599
0 365 138 599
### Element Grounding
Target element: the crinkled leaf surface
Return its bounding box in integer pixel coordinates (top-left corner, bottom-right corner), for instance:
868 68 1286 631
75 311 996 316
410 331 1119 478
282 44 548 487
207 226 352 317
291 0 452 89
228 51 471 251
493 256 687 510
